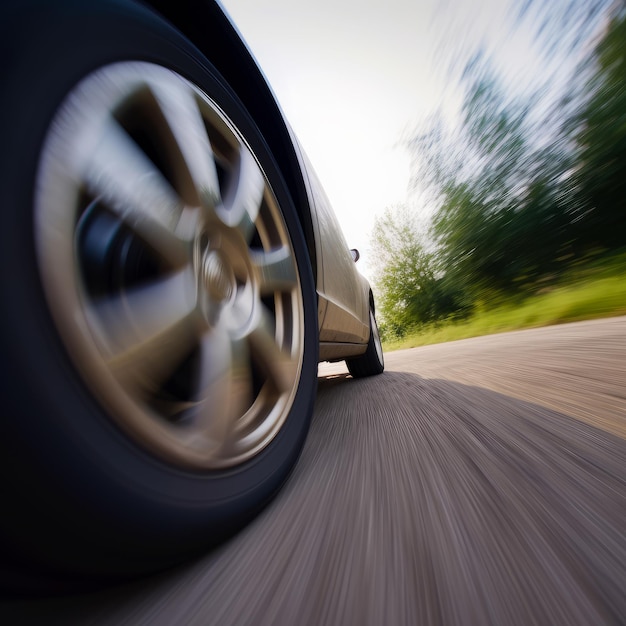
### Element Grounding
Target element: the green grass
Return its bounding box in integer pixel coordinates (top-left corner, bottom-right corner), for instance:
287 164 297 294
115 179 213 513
382 269 626 352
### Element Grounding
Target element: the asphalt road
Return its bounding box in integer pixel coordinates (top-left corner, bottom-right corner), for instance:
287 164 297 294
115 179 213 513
4 317 626 625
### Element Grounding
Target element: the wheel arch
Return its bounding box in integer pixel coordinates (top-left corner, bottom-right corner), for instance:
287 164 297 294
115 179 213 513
141 0 318 281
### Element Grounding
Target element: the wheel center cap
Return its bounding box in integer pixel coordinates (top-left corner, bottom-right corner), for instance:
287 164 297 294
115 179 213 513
202 250 235 302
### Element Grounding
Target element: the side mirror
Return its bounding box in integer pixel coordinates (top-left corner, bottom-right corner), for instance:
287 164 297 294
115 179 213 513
350 249 360 263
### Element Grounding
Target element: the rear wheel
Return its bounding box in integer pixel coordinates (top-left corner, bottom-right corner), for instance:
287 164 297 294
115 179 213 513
0 0 317 589
346 306 384 378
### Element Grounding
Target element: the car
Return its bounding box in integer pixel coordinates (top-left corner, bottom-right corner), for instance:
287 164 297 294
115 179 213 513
0 0 384 590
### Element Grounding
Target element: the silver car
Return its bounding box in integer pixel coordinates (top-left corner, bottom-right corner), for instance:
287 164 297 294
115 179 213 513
0 0 383 589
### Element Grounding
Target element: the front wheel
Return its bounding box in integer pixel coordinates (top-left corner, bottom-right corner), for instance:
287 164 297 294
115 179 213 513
1 0 317 589
346 307 385 378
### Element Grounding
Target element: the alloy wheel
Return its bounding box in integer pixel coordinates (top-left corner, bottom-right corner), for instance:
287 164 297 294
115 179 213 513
35 62 305 469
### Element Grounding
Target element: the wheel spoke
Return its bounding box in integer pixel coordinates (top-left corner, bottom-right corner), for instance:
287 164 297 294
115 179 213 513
252 246 299 295
105 316 200 393
248 309 298 393
190 327 254 447
149 78 221 209
218 147 264 241
90 270 201 388
82 116 189 266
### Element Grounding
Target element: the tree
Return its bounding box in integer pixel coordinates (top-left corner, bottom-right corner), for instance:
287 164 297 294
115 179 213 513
403 0 622 307
410 63 577 297
370 206 465 338
574 6 626 251
373 0 624 335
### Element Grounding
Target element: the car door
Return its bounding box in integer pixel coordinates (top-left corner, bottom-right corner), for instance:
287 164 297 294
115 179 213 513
298 152 369 345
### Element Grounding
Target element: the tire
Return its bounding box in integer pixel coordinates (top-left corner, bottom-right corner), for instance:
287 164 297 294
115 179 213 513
346 307 385 378
0 0 318 590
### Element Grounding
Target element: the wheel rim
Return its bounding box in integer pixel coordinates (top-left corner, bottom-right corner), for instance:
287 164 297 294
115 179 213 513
35 62 305 469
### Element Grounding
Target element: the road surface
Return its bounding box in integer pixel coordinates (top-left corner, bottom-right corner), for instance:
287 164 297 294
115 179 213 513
4 317 626 625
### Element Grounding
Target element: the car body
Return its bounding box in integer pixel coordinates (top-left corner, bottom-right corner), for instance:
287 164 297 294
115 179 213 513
0 0 383 590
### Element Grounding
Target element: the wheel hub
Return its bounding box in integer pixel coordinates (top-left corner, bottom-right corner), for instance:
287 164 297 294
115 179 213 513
201 249 235 303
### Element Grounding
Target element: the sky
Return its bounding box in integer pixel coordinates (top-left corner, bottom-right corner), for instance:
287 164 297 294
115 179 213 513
218 0 545 278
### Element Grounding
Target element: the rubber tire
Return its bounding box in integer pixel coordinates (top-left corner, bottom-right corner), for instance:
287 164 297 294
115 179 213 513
0 0 318 592
346 308 385 378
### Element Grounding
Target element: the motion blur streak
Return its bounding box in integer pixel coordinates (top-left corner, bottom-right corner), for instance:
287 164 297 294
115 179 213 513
3 317 625 625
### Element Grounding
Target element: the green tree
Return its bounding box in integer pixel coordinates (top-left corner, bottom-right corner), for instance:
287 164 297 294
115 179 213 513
574 6 626 250
411 66 576 297
370 206 465 338
405 0 620 309
375 0 623 335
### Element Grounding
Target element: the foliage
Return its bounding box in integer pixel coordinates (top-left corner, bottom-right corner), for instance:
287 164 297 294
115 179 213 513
370 1 625 339
574 6 626 250
370 206 467 340
411 59 579 297
382 252 626 351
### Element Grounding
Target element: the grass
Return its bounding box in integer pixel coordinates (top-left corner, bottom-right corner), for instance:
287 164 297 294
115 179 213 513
382 266 626 352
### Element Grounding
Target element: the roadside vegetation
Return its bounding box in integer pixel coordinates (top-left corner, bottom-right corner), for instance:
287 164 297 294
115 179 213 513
371 0 626 351
382 254 626 350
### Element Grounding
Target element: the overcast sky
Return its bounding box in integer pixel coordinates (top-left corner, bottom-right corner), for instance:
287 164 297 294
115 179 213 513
219 0 540 278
